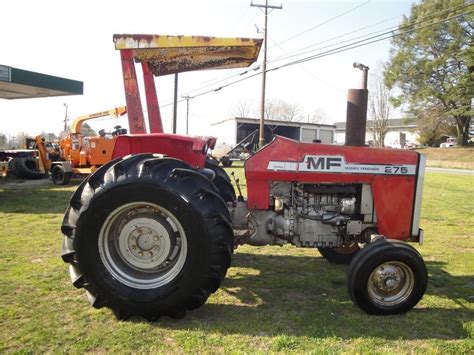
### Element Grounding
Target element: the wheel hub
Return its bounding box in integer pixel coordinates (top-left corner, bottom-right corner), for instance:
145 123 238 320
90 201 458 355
372 265 401 292
367 261 414 306
98 202 187 289
136 230 154 251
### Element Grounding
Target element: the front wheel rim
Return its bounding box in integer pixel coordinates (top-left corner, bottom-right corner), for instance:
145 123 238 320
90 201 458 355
367 261 415 307
98 202 188 289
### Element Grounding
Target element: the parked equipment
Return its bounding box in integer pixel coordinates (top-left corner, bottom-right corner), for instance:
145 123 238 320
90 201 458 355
61 34 427 321
36 107 127 184
220 129 258 166
0 149 44 179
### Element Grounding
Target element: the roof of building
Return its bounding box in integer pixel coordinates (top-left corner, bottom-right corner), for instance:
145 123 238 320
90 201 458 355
334 118 417 131
234 117 336 128
0 65 83 100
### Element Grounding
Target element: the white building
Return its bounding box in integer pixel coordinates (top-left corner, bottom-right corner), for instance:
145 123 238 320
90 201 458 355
334 118 419 148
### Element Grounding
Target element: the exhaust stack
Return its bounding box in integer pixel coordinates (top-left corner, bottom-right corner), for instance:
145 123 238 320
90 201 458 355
345 63 369 147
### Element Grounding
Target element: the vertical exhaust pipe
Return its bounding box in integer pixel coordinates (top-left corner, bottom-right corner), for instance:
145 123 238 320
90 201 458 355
345 63 369 146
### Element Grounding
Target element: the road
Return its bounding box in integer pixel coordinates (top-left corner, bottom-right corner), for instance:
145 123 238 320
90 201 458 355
426 167 474 176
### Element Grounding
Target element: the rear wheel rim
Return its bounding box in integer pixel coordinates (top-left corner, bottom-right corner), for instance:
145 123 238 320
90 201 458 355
98 202 188 289
367 261 414 306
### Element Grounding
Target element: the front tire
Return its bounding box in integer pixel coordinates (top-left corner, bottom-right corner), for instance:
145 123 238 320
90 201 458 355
61 155 233 320
347 239 427 315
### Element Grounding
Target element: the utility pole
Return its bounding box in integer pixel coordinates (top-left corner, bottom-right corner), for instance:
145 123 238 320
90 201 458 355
63 103 68 131
173 74 178 134
182 95 192 135
251 0 282 148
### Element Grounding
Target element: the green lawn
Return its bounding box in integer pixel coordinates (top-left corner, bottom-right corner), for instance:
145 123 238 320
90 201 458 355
416 146 474 170
0 172 473 353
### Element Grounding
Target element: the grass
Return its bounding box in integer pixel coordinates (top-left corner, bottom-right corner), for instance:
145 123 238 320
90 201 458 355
416 146 474 170
0 172 473 353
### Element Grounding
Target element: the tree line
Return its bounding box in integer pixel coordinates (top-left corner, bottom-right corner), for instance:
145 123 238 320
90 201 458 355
0 123 97 150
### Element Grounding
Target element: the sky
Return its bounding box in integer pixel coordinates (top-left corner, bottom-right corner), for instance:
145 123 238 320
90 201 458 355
0 0 414 144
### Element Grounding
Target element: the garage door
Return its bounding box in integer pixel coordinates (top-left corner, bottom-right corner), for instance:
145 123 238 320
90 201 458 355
301 128 317 142
319 129 333 143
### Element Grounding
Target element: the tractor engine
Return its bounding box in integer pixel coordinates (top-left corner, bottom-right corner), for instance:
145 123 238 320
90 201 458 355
232 182 367 248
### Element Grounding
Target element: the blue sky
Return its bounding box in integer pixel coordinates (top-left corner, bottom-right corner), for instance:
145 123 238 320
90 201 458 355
0 0 414 143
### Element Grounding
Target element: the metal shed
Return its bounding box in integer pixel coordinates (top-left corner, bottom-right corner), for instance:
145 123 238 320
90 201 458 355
235 117 336 146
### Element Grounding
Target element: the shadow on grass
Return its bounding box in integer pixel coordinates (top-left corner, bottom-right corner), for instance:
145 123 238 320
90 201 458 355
152 252 473 340
0 180 80 214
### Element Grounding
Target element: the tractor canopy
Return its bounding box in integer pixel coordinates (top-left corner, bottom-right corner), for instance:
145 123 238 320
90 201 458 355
113 34 263 76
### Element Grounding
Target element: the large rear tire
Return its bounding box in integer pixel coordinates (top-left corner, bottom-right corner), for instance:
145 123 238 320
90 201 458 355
347 239 427 315
61 154 234 321
10 157 44 179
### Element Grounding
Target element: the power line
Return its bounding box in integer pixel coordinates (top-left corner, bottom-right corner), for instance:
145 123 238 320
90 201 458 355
267 16 399 65
270 0 371 48
268 34 346 93
160 14 393 105
273 7 474 70
267 1 473 65
161 3 473 108
164 1 471 105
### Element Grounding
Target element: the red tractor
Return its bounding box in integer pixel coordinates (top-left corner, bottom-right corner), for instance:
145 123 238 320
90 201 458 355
61 34 427 320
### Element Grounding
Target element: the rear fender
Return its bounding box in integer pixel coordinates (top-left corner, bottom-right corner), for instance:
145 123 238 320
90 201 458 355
112 133 216 168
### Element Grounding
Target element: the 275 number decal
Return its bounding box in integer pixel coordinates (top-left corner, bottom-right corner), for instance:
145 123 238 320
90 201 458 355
385 166 408 174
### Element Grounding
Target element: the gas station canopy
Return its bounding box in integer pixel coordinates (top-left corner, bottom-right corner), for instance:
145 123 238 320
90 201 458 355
113 34 263 76
0 65 83 99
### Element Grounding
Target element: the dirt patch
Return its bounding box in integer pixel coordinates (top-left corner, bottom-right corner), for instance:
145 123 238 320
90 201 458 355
0 177 51 189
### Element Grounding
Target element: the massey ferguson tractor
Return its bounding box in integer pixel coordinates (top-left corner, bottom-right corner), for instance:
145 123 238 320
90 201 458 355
61 34 427 321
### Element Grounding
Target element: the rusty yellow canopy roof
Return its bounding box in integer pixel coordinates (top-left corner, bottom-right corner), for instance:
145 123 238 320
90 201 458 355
113 34 263 76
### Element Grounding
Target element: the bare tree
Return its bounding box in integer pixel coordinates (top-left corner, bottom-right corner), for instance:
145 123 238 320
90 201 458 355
40 131 59 142
308 108 328 124
265 99 302 122
368 71 391 147
0 133 7 149
230 99 256 118
9 132 29 149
